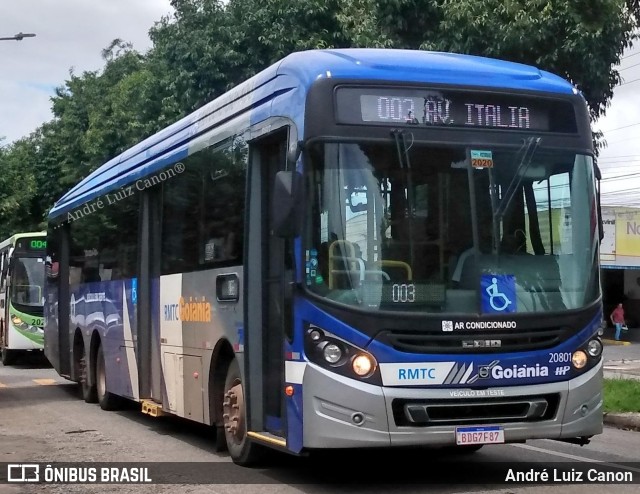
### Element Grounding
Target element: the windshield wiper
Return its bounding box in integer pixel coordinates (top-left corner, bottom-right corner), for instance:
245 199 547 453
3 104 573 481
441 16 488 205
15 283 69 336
491 136 541 250
493 136 541 221
392 129 416 266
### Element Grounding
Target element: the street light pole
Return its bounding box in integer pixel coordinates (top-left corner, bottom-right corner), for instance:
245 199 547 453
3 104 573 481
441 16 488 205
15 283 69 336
0 32 36 41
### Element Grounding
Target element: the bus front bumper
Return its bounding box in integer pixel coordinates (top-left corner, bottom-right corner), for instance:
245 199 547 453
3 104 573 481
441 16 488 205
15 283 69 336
301 362 603 449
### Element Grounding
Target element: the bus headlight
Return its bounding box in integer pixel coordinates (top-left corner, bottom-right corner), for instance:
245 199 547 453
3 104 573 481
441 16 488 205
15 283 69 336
304 324 381 384
572 350 588 369
587 339 603 358
11 315 28 330
309 328 323 342
323 343 343 364
352 354 375 377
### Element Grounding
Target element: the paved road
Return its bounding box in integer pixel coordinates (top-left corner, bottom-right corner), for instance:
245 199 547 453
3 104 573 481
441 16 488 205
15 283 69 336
603 340 640 379
1 359 640 493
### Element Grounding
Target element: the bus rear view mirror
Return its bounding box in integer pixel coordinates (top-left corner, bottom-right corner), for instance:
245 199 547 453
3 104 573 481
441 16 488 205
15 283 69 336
523 165 546 180
272 170 302 238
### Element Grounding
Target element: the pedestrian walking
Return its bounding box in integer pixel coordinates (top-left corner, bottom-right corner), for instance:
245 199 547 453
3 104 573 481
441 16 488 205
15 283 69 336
610 303 626 341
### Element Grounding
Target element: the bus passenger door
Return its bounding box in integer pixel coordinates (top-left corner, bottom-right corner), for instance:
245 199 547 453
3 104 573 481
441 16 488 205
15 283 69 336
246 128 292 440
137 189 163 403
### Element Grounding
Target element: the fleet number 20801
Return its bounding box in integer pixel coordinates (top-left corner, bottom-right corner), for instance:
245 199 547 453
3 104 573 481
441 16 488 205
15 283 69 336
549 352 571 363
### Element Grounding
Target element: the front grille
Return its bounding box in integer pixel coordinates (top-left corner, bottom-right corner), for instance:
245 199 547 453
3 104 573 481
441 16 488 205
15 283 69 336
379 327 568 354
392 394 560 427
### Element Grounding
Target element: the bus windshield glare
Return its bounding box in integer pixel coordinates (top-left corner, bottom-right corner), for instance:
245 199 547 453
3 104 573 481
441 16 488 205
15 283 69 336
304 140 599 314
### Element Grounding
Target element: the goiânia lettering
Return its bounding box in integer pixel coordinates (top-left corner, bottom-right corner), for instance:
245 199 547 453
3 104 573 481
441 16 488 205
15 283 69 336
163 297 212 322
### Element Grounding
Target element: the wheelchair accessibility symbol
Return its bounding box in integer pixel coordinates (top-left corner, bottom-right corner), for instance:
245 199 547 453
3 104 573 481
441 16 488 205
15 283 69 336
481 274 516 313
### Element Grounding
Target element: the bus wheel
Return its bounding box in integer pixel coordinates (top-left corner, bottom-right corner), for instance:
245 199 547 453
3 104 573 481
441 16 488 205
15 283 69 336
1 347 16 366
96 345 119 411
222 359 263 465
78 346 97 403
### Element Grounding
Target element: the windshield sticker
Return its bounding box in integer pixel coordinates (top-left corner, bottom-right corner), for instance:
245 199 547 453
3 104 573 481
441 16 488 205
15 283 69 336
470 149 493 169
306 249 320 286
481 274 516 313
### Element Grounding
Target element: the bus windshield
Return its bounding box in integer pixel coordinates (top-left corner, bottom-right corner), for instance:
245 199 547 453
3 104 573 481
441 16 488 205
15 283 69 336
304 140 599 314
11 257 45 307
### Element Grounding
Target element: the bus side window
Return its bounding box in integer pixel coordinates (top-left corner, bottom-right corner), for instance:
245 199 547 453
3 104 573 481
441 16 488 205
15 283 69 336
161 136 247 275
0 252 6 291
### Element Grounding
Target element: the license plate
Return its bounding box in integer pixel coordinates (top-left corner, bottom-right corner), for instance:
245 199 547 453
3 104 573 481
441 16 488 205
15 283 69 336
455 426 504 445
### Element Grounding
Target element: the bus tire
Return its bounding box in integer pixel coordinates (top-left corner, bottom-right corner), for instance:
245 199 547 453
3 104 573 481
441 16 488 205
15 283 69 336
78 345 97 403
73 338 98 403
1 347 16 366
222 358 263 466
96 344 119 411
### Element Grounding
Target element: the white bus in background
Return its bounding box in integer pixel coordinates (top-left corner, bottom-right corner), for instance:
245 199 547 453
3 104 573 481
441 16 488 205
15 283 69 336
0 232 47 365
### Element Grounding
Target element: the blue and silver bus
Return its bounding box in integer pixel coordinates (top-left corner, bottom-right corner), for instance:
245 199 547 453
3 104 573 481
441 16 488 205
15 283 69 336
45 48 603 464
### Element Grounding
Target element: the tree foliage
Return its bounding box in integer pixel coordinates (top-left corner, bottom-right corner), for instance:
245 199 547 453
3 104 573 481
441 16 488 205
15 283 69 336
0 0 637 238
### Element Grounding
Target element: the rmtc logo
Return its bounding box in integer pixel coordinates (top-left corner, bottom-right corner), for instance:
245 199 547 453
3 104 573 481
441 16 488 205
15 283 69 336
164 304 179 321
398 368 436 380
163 297 212 322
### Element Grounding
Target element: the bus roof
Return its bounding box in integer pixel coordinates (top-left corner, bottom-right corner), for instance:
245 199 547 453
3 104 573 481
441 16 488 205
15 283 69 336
0 231 46 251
49 48 577 219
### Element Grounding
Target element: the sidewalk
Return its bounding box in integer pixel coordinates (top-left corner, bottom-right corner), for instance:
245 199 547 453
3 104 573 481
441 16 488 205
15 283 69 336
603 355 640 431
601 325 640 346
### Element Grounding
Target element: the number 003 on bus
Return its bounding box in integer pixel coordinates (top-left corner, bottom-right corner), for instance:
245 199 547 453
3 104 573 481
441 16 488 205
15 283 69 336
456 426 505 445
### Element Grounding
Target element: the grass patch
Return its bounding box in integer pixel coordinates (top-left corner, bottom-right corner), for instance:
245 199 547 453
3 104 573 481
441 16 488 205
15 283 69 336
603 378 640 413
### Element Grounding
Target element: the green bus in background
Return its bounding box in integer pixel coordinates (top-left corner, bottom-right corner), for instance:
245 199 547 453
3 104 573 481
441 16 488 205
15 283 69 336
0 232 47 365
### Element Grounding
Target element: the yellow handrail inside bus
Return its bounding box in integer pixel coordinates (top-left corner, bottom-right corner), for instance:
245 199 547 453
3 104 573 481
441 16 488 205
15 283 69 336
373 260 413 281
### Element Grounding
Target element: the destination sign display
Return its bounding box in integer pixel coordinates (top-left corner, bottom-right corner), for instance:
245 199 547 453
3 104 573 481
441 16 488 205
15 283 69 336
335 87 577 133
15 238 47 252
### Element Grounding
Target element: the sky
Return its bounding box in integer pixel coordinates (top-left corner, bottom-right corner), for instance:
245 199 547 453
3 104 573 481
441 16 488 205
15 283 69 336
1 2 639 207
594 41 640 207
0 0 173 143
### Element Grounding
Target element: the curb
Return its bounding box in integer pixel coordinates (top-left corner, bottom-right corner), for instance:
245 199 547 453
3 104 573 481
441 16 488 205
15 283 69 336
602 338 632 346
603 412 640 431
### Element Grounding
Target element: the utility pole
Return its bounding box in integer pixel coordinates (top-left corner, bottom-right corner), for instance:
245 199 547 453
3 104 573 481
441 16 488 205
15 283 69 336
0 32 36 41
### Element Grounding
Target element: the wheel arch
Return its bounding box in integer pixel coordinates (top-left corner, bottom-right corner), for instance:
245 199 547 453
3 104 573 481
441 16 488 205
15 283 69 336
208 338 235 427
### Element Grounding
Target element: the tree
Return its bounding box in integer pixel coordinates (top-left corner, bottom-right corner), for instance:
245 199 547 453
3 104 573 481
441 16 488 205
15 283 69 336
417 0 635 122
149 0 638 124
0 138 39 237
0 0 637 231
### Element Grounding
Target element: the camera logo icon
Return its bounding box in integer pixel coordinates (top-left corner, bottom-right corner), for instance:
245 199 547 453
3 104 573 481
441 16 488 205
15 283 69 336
7 464 40 482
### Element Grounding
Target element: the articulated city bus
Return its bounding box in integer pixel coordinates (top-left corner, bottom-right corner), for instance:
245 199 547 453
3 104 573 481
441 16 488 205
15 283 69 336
45 48 604 465
0 232 47 365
